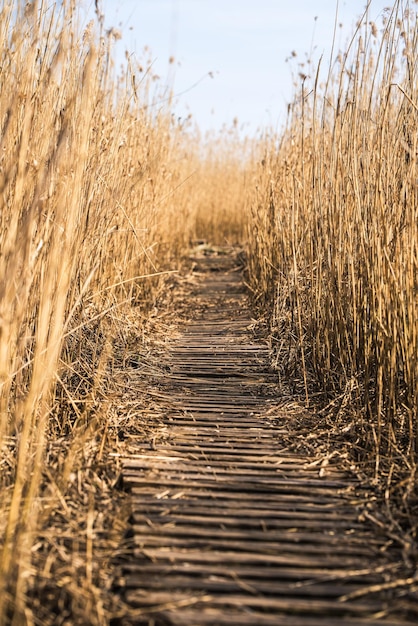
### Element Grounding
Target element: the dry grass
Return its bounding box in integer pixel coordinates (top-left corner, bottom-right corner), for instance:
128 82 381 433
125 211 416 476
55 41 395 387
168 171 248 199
0 1 246 623
246 0 418 511
1 0 417 622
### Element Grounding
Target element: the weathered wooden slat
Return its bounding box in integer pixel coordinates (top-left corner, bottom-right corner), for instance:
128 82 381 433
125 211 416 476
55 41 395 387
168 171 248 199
159 421 286 432
121 560 398 584
124 465 347 482
126 472 350 489
138 444 309 458
120 573 367 598
123 456 347 476
129 523 382 551
122 450 307 463
151 401 268 412
170 358 271 364
159 420 288 431
160 426 272 434
171 346 268 352
123 590 385 614
124 467 350 490
131 534 378 561
154 610 414 626
130 512 364 531
127 486 362 507
115 252 416 625
131 501 359 519
124 473 352 496
129 501 361 522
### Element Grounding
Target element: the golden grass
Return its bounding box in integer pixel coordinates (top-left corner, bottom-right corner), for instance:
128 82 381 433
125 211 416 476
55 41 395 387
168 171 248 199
0 0 246 621
246 0 418 494
1 0 417 622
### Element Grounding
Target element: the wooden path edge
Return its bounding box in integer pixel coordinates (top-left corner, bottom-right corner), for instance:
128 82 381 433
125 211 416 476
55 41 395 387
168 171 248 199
111 248 418 626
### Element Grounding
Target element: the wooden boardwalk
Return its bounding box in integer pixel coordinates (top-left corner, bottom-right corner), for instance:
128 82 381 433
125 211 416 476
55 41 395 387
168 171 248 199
115 250 417 625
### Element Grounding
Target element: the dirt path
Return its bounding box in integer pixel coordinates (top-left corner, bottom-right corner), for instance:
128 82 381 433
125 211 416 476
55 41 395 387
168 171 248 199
113 249 416 625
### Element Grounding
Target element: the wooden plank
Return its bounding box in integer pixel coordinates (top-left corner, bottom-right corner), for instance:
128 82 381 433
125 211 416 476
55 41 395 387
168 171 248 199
158 424 286 434
123 457 347 477
130 511 364 531
126 472 349 489
126 473 349 494
123 590 385 614
129 502 361 522
129 498 362 518
123 451 317 464
120 573 366 597
127 479 352 499
117 252 413 625
156 610 417 626
121 560 398 584
138 444 312 458
171 347 270 353
166 429 279 437
127 486 361 507
131 533 379 560
122 450 308 463
167 377 278 385
158 420 288 431
130 523 382 551
174 397 265 406
121 450 340 466
148 446 308 459
148 402 266 413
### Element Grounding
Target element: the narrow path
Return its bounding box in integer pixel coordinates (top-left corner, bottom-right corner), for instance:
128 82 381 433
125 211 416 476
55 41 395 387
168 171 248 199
115 249 416 625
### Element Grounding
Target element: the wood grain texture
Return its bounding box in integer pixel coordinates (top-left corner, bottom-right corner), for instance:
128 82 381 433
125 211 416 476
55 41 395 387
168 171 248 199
115 251 417 625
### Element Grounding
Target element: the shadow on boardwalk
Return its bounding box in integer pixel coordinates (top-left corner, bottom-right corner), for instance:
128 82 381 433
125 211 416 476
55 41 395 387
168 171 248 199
112 247 418 626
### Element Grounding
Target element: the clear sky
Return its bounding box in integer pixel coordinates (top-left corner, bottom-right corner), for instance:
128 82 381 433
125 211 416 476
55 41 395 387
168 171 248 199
97 0 393 135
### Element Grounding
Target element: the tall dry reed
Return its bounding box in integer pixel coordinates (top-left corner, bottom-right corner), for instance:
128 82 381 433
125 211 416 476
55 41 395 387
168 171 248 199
6 0 416 621
247 0 417 495
0 1 247 622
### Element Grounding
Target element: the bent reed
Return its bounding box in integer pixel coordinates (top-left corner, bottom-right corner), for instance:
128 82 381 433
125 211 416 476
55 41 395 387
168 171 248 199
0 0 417 623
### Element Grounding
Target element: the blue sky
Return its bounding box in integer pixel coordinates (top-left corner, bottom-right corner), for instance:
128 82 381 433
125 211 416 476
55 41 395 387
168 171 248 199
96 0 393 135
